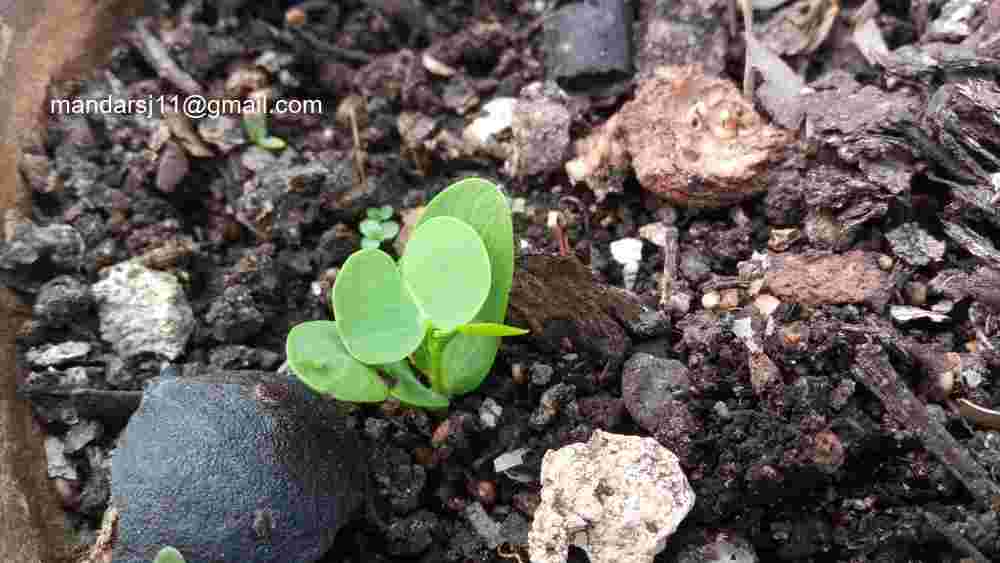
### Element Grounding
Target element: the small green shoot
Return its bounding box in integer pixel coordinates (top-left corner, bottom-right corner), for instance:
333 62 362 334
359 205 400 249
153 546 187 563
286 178 527 407
243 111 287 151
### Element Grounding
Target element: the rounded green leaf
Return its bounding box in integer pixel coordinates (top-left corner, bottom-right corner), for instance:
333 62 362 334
439 333 501 396
334 249 425 364
154 547 187 563
400 216 491 332
378 205 394 220
360 238 381 250
417 178 515 324
286 321 389 402
359 219 384 239
381 221 400 240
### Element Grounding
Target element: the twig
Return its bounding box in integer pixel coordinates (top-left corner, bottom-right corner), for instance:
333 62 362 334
348 104 367 188
131 20 203 96
852 342 1000 510
738 0 755 100
291 27 373 64
658 207 680 309
921 510 991 563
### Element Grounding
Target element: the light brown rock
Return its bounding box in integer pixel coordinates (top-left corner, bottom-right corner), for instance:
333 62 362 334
766 251 892 309
529 430 695 563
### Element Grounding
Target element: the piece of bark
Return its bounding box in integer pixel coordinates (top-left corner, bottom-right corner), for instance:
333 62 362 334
852 343 1000 510
130 19 202 96
942 221 1000 271
765 251 892 309
507 253 670 370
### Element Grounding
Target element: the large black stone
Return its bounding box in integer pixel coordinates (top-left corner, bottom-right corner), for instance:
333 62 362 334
111 367 367 563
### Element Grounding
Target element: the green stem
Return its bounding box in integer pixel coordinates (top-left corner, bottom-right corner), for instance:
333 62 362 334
427 328 457 395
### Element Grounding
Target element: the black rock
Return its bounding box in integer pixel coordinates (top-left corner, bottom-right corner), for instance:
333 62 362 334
204 286 265 344
111 368 367 563
544 0 632 94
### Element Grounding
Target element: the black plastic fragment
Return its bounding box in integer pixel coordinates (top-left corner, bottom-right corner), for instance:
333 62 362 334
544 0 633 94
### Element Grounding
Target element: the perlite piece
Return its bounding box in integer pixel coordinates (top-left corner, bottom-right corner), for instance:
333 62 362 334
528 430 695 563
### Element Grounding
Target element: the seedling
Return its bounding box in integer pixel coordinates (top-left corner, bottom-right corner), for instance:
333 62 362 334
243 111 287 151
286 178 527 408
359 205 400 249
153 546 186 563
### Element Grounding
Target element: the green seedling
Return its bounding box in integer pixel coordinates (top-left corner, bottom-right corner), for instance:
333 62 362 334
153 546 187 563
286 178 527 408
243 111 287 151
359 205 400 249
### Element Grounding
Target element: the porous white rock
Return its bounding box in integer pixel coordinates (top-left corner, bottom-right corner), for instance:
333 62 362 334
91 261 195 360
528 430 695 563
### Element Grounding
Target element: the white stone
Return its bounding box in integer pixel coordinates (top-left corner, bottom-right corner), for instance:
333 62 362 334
529 430 695 563
26 341 92 367
91 261 195 360
44 436 77 480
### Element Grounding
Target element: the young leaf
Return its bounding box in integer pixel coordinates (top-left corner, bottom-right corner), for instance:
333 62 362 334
286 321 389 402
416 178 514 324
258 136 287 151
377 205 394 220
381 360 449 408
359 219 385 239
416 178 516 395
360 238 381 250
400 216 491 332
456 322 530 337
381 221 400 240
334 249 425 364
154 547 187 563
366 207 382 220
439 334 500 396
242 112 268 143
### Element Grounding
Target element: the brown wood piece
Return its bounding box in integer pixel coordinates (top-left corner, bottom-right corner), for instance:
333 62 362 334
0 2 155 562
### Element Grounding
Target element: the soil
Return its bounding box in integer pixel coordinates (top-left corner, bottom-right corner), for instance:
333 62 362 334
7 0 1000 562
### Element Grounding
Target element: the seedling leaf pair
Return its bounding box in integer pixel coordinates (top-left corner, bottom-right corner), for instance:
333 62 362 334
286 177 524 407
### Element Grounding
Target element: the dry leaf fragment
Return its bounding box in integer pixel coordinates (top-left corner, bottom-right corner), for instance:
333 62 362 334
761 0 840 56
163 110 215 157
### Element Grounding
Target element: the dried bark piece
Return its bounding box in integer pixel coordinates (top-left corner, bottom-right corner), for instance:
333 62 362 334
765 251 892 309
942 221 1000 271
619 65 792 207
760 0 840 56
852 343 1000 510
507 254 670 370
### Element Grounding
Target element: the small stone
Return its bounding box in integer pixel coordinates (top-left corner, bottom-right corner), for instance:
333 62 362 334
508 91 571 177
530 363 554 386
904 281 928 306
638 222 669 248
885 223 946 267
767 251 891 308
385 510 439 556
719 288 740 310
26 341 92 367
530 383 576 428
878 255 894 271
479 398 503 430
45 436 77 480
91 261 195 360
768 228 802 252
64 419 103 454
753 294 782 317
621 354 691 434
464 98 516 158
204 286 265 344
668 292 692 316
675 531 758 563
890 305 950 324
464 502 503 549
494 448 530 474
422 52 457 76
33 275 91 327
528 430 695 563
0 217 85 292
701 291 721 310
